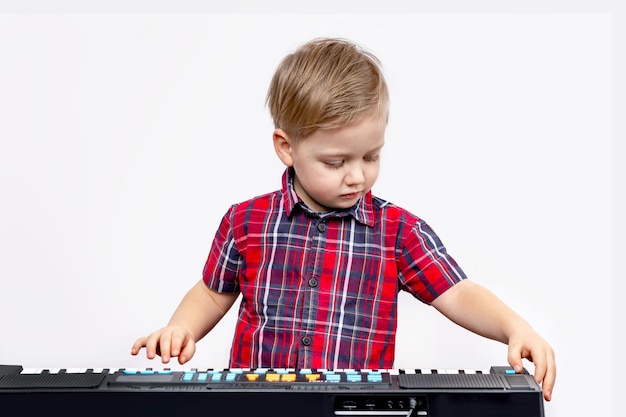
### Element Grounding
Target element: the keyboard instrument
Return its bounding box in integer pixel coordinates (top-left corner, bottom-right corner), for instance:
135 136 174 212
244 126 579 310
0 364 545 417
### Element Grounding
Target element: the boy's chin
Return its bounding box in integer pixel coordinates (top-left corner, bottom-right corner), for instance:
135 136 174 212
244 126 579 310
324 199 359 211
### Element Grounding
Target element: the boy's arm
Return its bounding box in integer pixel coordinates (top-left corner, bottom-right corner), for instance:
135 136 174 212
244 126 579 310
430 279 556 401
131 279 239 364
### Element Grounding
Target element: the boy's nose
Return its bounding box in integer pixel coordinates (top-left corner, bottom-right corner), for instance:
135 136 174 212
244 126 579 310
345 164 365 185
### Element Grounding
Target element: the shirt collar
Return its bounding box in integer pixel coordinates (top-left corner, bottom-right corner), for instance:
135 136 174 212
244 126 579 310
281 167 375 227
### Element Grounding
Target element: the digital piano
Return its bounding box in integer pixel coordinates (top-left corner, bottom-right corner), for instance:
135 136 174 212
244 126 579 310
0 364 545 417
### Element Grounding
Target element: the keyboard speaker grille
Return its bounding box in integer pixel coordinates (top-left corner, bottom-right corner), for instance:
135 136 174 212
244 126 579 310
0 372 106 389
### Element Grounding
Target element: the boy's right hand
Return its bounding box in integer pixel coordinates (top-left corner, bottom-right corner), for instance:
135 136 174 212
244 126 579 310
131 325 196 365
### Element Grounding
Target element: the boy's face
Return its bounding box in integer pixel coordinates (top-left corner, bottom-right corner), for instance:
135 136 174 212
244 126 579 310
274 114 385 212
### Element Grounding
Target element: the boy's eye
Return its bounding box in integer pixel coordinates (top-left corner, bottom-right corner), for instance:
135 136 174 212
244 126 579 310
365 154 380 162
324 161 344 169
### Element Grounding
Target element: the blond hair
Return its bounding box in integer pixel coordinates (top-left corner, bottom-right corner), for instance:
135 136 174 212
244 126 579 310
266 38 389 140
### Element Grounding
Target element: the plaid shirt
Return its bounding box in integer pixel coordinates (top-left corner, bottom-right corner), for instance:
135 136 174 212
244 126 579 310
203 168 466 369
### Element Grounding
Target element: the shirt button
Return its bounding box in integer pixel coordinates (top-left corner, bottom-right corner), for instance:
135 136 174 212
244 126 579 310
317 222 327 233
308 278 318 287
301 336 312 346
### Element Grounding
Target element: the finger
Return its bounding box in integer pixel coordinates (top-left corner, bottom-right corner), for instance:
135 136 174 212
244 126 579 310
538 351 556 401
506 344 524 373
130 337 147 355
156 332 172 363
178 340 196 365
143 332 166 362
541 363 556 401
169 331 186 358
532 355 547 385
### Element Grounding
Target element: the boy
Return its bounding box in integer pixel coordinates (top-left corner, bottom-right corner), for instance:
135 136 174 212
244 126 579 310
131 38 556 401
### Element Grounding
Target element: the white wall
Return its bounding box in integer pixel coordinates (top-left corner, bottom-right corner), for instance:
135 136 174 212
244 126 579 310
0 10 613 417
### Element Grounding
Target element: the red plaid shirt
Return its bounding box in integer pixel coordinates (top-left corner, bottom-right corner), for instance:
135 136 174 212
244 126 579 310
203 168 466 369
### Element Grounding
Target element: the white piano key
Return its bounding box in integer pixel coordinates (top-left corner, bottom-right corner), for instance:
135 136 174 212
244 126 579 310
21 368 43 374
65 368 88 373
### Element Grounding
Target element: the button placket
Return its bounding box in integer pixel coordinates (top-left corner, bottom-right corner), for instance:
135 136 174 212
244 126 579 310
298 217 327 367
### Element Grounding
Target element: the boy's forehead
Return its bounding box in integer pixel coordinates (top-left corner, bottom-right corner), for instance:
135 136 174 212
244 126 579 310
316 140 385 156
305 120 386 154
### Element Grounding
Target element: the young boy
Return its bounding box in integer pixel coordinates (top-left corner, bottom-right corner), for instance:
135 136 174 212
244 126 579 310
131 37 556 401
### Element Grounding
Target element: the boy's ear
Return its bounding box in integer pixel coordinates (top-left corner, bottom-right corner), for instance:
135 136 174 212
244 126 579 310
273 128 295 167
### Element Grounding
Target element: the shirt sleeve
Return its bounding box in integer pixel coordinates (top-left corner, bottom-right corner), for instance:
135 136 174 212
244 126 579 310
202 204 242 293
397 218 467 304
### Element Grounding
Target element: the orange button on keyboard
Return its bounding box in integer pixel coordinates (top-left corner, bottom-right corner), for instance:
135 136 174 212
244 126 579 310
281 373 297 382
265 373 280 382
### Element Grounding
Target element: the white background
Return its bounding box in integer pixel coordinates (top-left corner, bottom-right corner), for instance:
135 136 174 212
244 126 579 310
0 4 617 417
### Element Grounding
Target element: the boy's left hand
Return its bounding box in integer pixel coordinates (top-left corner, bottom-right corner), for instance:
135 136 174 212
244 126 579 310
507 331 556 401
